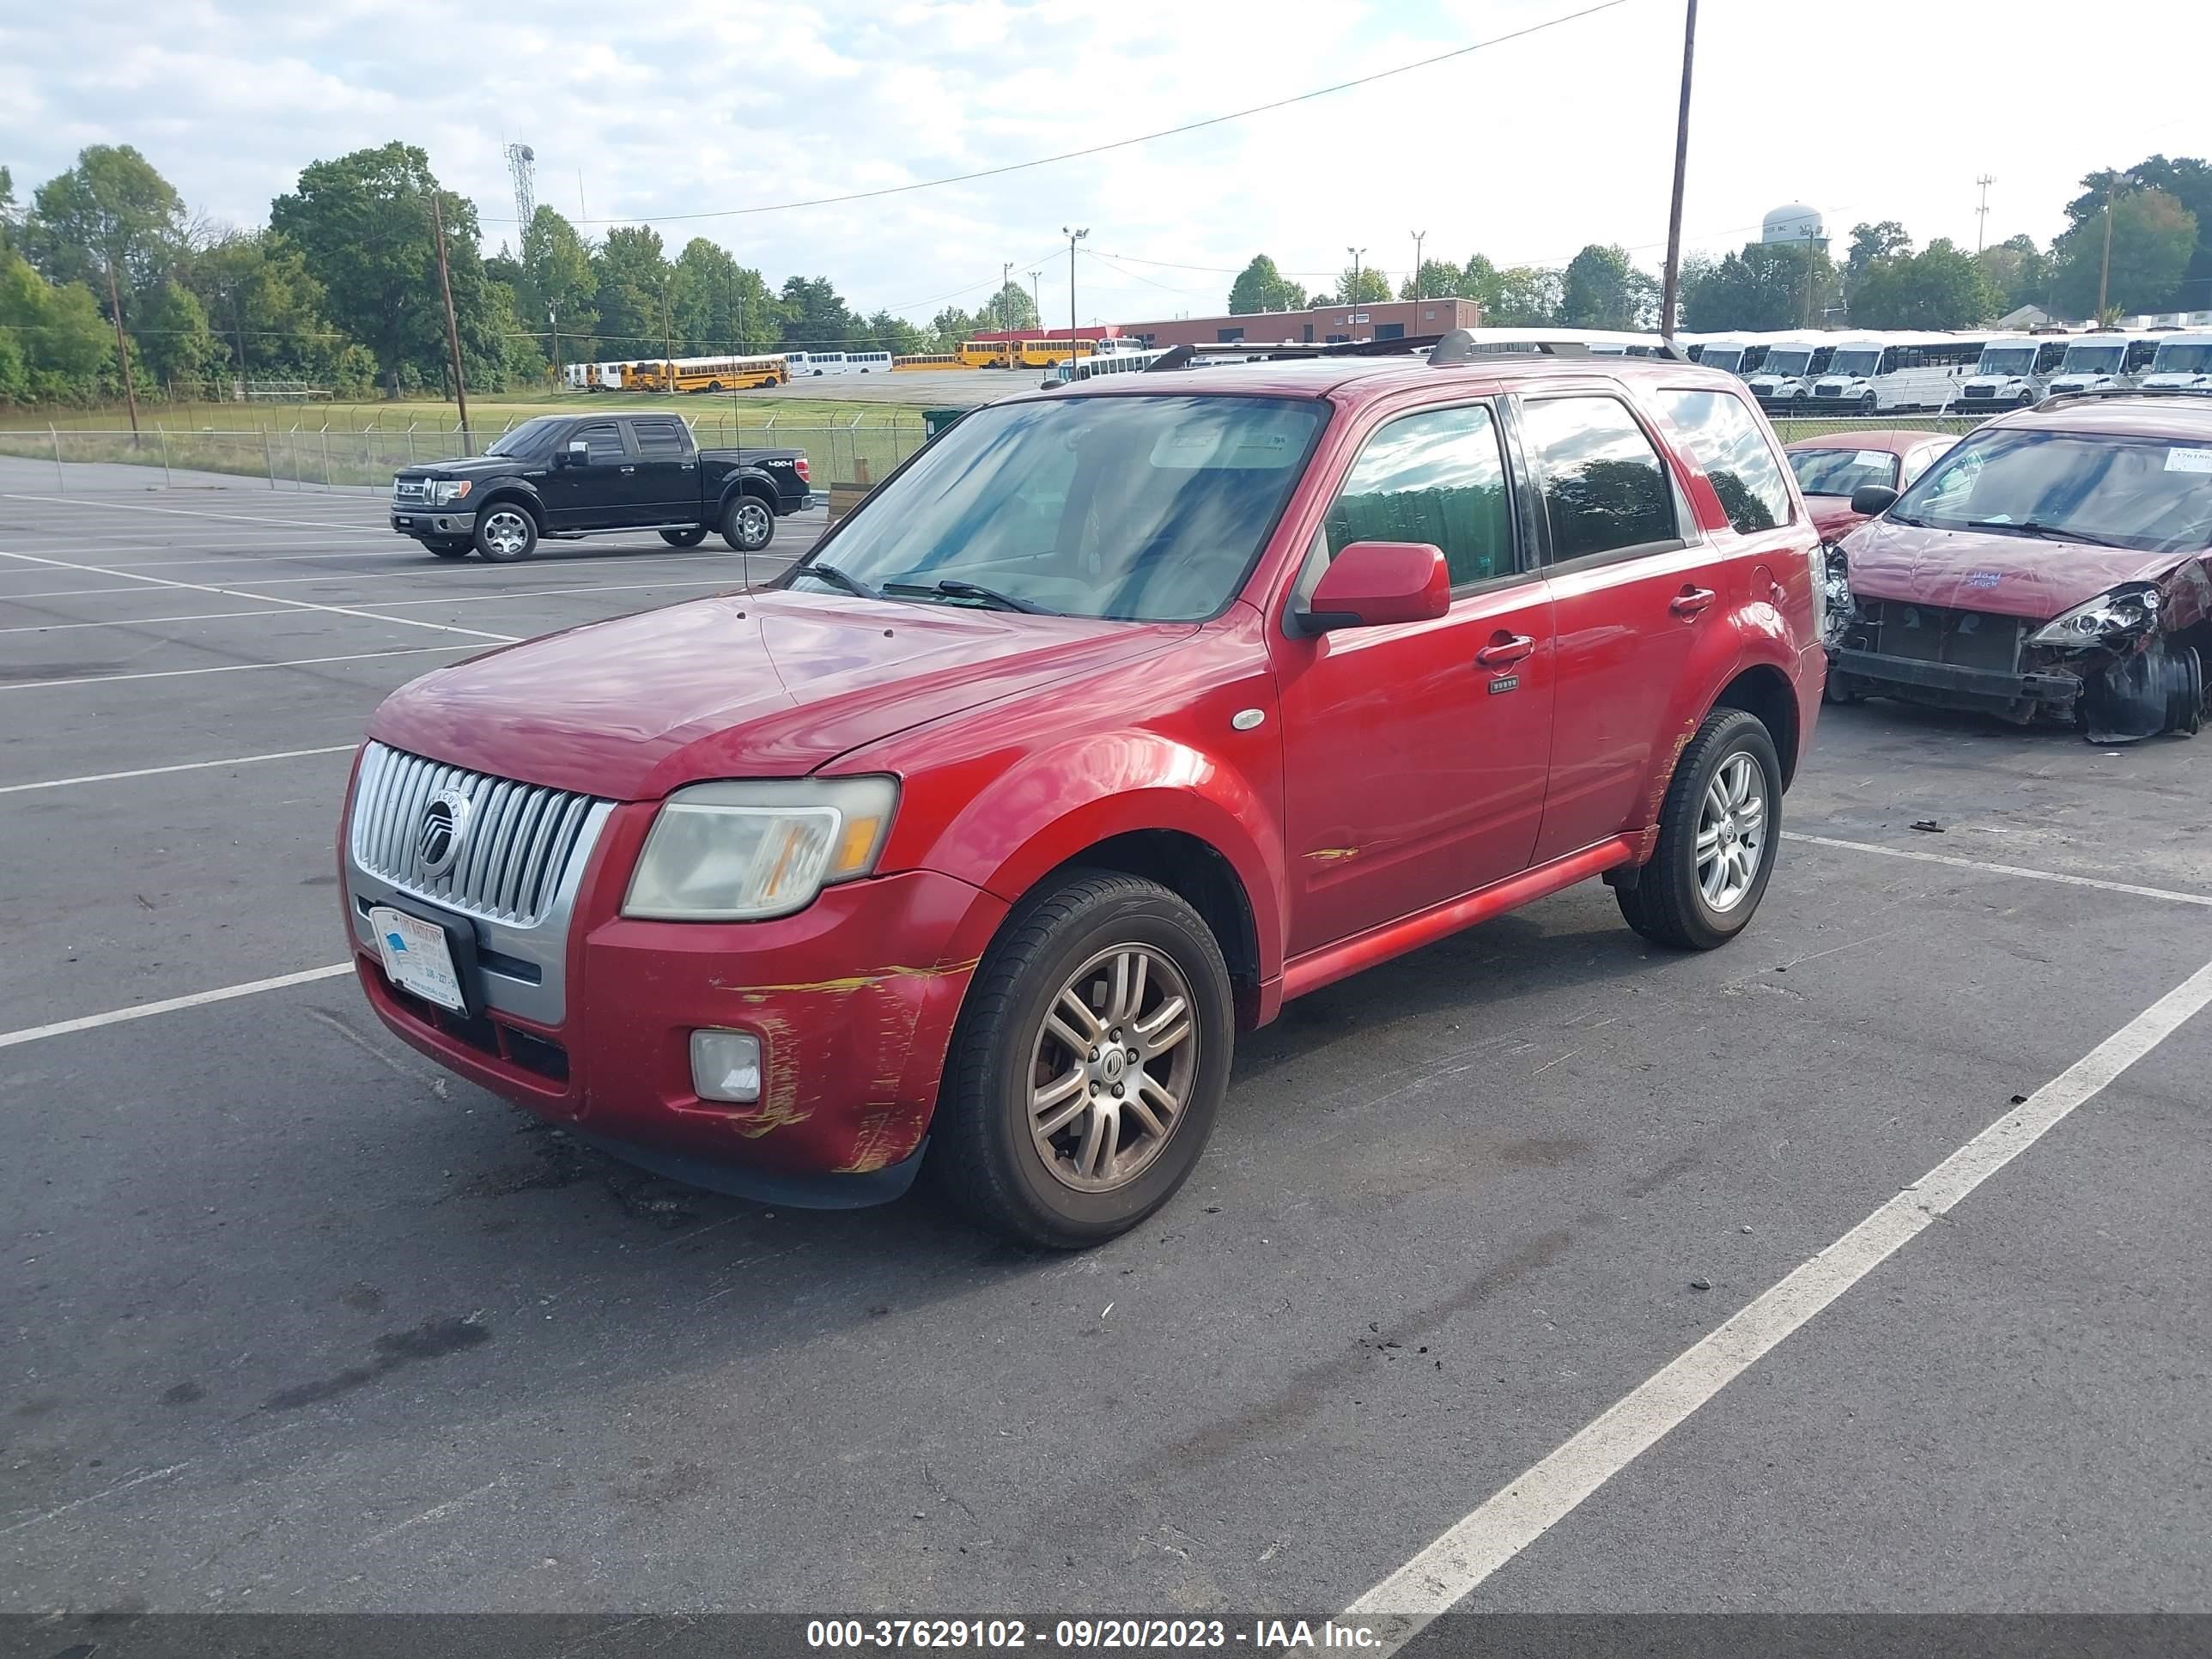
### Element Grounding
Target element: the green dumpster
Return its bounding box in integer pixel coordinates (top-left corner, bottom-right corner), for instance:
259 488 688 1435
922 408 967 441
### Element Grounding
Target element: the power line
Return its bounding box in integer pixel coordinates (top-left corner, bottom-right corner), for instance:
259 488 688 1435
480 0 1632 227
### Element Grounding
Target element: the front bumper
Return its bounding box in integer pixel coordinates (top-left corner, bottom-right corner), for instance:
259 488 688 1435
1831 646 2081 713
390 507 473 538
349 811 1008 1197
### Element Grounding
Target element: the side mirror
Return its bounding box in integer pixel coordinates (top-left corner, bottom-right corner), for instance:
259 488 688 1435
1303 541 1451 631
1850 483 1899 518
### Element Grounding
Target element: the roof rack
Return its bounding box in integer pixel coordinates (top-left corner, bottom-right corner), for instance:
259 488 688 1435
1428 327 1692 365
1143 335 1446 373
2033 386 2212 410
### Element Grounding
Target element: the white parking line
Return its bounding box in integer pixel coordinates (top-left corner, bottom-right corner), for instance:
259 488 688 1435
0 963 356 1051
0 577 753 635
0 745 356 795
1787 831 2212 908
1344 953 2212 1650
0 548 518 644
1 642 475 692
1 494 385 532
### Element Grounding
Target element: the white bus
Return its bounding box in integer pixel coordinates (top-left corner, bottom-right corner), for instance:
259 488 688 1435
1746 337 1834 410
1957 333 2070 410
787 350 893 376
2043 331 2165 398
1048 348 1170 385
1690 336 1773 380
2140 331 2212 393
1805 333 1986 414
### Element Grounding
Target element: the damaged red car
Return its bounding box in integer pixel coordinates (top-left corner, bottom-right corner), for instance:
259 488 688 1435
1826 394 2212 742
1784 429 1956 543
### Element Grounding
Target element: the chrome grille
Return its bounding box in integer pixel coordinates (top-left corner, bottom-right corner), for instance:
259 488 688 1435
393 478 432 506
349 742 605 926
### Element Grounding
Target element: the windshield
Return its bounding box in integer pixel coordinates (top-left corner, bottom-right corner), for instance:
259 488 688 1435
485 417 562 459
2061 344 2126 374
1702 349 1743 374
1887 428 2212 554
1827 350 1881 378
1976 347 2036 378
1763 350 1811 378
2151 343 2212 375
791 393 1328 621
1789 447 1900 496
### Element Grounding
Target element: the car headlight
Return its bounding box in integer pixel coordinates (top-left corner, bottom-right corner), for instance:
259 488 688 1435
1820 544 1854 647
430 480 473 505
2030 581 2161 647
623 776 898 921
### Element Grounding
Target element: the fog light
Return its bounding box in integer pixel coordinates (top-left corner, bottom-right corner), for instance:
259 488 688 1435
690 1029 762 1103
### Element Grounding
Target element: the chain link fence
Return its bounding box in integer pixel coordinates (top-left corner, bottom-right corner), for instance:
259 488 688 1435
0 415 933 496
1765 411 1990 444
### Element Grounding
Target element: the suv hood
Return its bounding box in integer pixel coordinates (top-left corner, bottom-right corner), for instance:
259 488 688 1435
1840 518 2196 620
367 590 1188 800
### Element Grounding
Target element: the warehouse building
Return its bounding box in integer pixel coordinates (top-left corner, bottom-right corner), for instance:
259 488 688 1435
1120 296 1485 349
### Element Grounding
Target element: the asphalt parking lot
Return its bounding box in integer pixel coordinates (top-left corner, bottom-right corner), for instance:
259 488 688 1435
3 474 2208 1627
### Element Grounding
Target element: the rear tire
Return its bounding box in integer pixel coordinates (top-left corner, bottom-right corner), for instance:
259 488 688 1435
473 504 538 562
1617 708 1783 951
424 538 472 559
930 870 1233 1249
659 526 708 548
720 495 775 553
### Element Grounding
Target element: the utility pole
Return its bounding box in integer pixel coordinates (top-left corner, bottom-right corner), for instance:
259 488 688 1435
1658 0 1698 342
2096 177 2121 321
225 287 248 402
548 304 560 391
1974 174 1995 254
104 258 141 437
1030 269 1042 334
429 189 471 454
1347 246 1366 318
1063 227 1088 348
1411 230 1426 301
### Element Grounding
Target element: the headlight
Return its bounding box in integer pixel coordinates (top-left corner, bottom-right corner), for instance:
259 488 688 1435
430 480 473 505
2030 582 2161 647
623 776 898 921
1820 544 1853 647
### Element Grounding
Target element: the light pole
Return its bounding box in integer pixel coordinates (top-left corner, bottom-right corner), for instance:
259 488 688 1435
1063 226 1088 353
548 304 559 391
1347 246 1366 319
1411 230 1426 301
2096 175 2130 321
1658 0 1698 342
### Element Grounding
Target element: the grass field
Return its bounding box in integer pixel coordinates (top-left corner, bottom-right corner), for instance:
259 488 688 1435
0 391 934 438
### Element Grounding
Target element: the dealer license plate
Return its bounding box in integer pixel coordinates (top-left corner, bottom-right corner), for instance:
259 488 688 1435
369 905 465 1012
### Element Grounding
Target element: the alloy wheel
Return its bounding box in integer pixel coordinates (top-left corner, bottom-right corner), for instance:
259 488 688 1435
1695 752 1767 914
1026 945 1198 1193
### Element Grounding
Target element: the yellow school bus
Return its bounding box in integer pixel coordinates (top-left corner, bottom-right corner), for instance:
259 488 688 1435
957 338 1101 368
622 356 788 392
893 353 967 371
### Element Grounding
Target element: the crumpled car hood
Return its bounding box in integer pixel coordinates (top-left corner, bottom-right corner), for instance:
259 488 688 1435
1840 519 2199 621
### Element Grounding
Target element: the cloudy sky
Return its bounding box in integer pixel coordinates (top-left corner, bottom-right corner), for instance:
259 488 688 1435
3 0 2205 325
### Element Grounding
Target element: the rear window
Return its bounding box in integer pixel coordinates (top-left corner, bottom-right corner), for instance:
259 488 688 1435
1790 447 1900 496
1520 395 1680 562
631 420 687 459
1656 389 1792 533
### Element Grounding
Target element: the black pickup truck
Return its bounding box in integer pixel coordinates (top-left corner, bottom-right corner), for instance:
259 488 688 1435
389 412 816 562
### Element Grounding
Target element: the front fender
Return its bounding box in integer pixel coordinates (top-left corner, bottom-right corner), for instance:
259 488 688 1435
474 481 544 520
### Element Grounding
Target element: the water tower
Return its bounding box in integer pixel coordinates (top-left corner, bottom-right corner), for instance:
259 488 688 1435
1761 203 1826 247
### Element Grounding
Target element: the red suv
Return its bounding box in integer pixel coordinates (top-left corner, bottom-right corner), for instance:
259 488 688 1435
341 339 1825 1246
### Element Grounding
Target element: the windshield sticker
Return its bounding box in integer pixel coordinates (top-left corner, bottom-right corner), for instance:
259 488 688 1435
1964 570 2002 589
1855 451 1890 467
2164 446 2212 474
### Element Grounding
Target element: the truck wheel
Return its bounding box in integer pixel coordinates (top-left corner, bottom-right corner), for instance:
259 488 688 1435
424 538 473 559
931 870 1234 1249
720 495 775 553
1617 708 1782 951
659 526 708 548
474 505 538 562
1858 392 1878 416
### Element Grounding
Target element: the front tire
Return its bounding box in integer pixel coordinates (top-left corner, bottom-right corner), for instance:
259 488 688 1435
659 526 708 548
473 504 538 562
931 871 1234 1249
1617 708 1783 951
720 495 775 553
1858 392 1878 416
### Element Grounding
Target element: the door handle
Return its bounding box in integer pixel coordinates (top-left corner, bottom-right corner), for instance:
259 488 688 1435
1669 586 1716 617
1475 633 1535 668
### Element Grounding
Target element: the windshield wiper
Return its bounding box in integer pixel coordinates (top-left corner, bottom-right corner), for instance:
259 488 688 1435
883 577 1059 615
799 560 883 600
1964 519 2133 550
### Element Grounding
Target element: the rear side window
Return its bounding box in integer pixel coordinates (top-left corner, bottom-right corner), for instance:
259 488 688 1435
632 419 687 459
1519 396 1680 562
1322 404 1514 586
1654 389 1792 533
575 423 624 464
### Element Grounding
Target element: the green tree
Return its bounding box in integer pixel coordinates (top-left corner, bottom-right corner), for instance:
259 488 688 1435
24 144 187 301
331 342 379 399
1334 265 1391 304
0 166 15 256
1683 243 1833 331
1486 264 1560 325
1975 234 2050 316
1843 221 1912 291
270 143 487 395
1227 253 1304 313
2051 186 2197 319
1849 238 1999 328
978 279 1038 333
928 305 979 349
133 281 225 393
1400 258 1468 301
185 229 340 384
592 224 670 354
863 309 928 356
1558 244 1655 329
0 251 113 401
518 205 599 355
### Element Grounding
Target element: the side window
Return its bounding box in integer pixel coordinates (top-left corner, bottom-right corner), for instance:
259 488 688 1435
632 419 687 459
1519 396 1680 562
1902 443 1943 488
1322 404 1515 587
576 423 624 465
1653 388 1793 533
